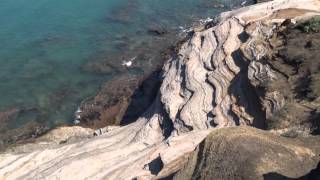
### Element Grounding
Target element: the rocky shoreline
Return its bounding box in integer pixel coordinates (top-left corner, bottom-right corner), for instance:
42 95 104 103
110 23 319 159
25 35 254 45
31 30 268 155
0 8 193 151
0 0 260 152
0 0 320 179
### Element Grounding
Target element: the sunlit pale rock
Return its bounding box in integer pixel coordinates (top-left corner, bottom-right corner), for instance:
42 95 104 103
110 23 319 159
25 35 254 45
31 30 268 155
0 0 319 179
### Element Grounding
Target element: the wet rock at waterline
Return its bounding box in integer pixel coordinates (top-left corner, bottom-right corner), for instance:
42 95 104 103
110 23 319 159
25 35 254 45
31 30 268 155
0 108 49 151
0 122 48 152
78 76 139 128
78 69 163 128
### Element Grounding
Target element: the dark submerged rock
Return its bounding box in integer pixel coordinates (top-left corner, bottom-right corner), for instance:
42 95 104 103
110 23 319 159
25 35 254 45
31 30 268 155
147 24 169 36
78 75 139 128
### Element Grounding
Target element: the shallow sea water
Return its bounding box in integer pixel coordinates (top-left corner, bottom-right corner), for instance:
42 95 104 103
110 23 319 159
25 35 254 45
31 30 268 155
0 0 253 131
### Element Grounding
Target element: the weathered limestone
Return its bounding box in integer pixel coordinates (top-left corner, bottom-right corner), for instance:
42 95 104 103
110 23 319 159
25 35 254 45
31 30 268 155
0 0 319 179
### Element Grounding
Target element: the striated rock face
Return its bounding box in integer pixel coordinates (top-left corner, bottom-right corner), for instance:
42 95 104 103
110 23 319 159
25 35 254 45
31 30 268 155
0 0 320 179
173 126 320 180
241 14 320 133
161 0 320 132
161 15 245 131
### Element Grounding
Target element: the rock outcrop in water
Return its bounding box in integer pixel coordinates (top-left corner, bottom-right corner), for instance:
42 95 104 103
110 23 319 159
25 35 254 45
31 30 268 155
0 0 320 179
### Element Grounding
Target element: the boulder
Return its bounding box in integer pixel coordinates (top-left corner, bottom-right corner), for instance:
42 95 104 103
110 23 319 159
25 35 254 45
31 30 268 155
173 126 320 180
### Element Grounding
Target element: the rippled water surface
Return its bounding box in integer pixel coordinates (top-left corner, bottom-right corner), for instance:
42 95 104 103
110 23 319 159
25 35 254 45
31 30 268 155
0 0 253 131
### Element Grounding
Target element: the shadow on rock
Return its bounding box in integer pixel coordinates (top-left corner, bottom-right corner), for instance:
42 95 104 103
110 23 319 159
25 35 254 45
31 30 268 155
121 70 162 125
264 161 320 180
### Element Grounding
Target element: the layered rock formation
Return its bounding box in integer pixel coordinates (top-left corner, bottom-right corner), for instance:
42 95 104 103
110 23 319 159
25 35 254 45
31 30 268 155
243 15 320 133
0 0 320 179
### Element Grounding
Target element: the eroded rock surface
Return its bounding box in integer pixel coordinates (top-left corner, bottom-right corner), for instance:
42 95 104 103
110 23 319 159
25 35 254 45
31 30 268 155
0 0 319 179
241 15 320 134
173 126 320 180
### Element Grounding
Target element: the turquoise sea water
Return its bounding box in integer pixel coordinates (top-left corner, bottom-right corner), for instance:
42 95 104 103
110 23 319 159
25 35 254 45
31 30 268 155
0 0 253 131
